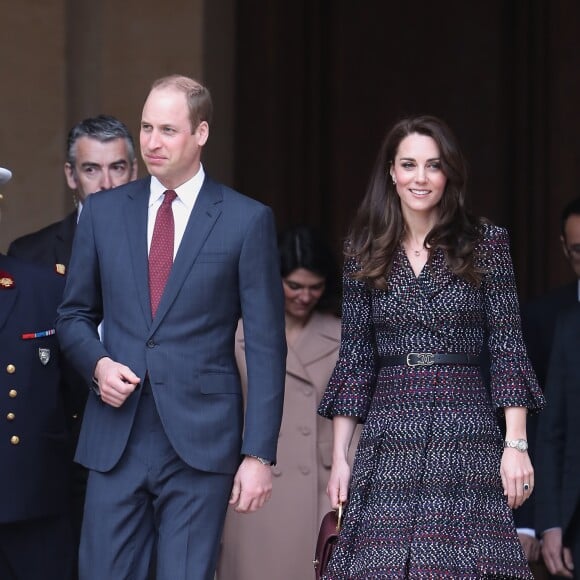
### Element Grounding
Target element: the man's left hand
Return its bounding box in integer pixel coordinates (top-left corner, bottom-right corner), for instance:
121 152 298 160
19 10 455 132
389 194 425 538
229 456 272 513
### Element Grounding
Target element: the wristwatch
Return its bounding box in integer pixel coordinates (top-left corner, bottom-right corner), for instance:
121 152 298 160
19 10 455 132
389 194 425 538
246 454 272 466
504 439 528 452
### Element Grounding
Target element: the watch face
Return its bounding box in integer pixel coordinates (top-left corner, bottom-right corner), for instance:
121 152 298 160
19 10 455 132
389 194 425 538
516 440 528 451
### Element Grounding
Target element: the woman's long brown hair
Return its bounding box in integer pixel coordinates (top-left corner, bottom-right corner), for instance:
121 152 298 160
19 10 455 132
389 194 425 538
348 115 484 289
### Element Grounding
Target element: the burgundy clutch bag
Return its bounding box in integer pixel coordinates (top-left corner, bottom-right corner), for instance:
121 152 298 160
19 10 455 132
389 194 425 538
313 502 343 580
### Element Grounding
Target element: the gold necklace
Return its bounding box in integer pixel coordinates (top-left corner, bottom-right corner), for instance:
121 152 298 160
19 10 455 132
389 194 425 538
404 243 425 257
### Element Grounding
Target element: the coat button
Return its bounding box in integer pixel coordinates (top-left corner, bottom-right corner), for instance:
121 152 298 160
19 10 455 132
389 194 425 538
8 389 17 398
302 386 313 396
6 412 15 421
147 340 155 348
299 426 311 436
6 364 15 374
272 465 282 477
10 435 19 445
299 465 311 475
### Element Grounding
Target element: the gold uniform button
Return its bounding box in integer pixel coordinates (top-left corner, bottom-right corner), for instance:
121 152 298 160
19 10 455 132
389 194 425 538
6 364 16 374
8 389 17 398
7 412 15 421
10 435 20 445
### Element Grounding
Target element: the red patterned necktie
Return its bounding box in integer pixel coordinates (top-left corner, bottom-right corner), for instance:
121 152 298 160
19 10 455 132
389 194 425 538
149 189 177 317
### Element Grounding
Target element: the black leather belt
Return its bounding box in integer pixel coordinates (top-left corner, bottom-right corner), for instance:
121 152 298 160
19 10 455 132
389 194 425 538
379 353 481 368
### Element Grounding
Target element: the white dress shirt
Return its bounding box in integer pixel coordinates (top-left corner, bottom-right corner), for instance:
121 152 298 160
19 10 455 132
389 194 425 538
147 166 205 258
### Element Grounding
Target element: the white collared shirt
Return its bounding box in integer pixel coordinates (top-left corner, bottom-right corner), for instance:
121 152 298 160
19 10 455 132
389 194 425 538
147 166 205 258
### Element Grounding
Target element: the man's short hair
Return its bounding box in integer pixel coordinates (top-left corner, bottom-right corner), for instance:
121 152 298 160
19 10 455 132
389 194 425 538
150 75 213 133
561 197 580 237
66 114 136 167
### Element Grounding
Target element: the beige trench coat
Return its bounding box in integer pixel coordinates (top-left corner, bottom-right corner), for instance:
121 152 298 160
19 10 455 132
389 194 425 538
217 312 359 580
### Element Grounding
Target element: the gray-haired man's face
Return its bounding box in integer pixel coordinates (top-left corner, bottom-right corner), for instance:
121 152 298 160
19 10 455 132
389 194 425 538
64 136 137 203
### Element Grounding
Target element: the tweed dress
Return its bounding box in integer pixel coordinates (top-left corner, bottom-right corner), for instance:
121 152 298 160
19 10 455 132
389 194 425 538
318 224 545 579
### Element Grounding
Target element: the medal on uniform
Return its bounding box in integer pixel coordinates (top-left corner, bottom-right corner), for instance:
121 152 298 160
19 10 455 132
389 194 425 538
38 348 51 365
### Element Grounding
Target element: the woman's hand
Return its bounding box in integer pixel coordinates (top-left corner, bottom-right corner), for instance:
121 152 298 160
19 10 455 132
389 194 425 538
500 447 534 509
327 457 351 509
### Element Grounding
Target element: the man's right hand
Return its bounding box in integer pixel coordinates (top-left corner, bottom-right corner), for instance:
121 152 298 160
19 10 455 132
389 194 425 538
518 533 540 562
541 528 574 577
93 357 140 408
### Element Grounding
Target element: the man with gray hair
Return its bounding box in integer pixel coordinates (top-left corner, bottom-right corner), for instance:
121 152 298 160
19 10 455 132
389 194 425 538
8 114 137 273
8 115 137 579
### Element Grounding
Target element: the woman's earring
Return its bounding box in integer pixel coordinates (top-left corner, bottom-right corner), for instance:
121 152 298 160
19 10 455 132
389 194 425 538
392 176 397 185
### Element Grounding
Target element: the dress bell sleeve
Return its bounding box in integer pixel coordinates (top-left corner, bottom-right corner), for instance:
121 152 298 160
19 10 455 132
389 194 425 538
480 224 545 413
318 255 378 422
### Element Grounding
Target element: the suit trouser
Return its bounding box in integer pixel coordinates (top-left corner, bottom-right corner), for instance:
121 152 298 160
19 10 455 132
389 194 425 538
0 514 74 580
79 384 234 580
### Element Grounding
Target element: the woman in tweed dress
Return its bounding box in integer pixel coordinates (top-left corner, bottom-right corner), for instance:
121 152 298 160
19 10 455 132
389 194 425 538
318 115 545 579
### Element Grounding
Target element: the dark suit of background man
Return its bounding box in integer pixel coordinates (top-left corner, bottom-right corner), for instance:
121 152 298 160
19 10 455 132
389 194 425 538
0 167 74 579
533 198 580 578
7 115 138 576
519 197 580 578
57 75 287 580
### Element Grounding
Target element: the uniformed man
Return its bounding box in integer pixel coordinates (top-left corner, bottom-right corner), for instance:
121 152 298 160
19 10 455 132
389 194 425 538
0 167 74 579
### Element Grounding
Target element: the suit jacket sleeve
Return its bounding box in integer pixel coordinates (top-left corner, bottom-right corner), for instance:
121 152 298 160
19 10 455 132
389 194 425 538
56 196 109 383
237 206 286 463
535 313 568 533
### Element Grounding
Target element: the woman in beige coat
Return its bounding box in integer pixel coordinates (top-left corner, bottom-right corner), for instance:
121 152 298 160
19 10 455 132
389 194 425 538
217 226 359 580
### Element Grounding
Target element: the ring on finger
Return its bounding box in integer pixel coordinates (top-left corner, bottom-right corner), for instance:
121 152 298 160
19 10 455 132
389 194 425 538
523 483 530 492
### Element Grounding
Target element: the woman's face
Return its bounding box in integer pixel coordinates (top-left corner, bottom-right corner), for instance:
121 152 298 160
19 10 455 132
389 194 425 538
282 268 326 323
389 133 447 217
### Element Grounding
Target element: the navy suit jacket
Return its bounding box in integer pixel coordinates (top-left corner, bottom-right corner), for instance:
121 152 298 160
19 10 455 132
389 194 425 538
57 176 286 475
535 303 580 542
516 282 578 530
0 255 71 523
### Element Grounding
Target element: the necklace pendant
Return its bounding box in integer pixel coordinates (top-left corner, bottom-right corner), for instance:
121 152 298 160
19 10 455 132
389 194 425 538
414 250 421 257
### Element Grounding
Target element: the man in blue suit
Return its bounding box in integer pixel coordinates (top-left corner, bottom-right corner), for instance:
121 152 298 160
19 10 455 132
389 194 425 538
57 75 287 580
0 167 74 579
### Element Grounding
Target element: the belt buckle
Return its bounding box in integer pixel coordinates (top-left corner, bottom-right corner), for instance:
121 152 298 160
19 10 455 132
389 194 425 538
406 352 435 367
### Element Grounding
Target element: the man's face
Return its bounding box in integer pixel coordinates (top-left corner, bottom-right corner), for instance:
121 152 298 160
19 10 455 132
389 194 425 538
64 136 137 203
140 87 208 190
561 214 580 278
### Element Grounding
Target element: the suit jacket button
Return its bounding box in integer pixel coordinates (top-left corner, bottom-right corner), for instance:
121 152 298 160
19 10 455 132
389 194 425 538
6 364 15 374
10 435 20 445
8 389 17 398
147 340 155 348
6 412 15 421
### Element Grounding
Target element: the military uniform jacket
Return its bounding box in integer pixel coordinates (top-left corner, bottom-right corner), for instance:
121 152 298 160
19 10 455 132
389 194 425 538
0 255 70 523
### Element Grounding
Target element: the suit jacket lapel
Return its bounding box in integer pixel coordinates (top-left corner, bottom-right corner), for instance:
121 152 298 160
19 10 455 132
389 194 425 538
55 211 77 268
124 179 153 325
150 177 223 331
